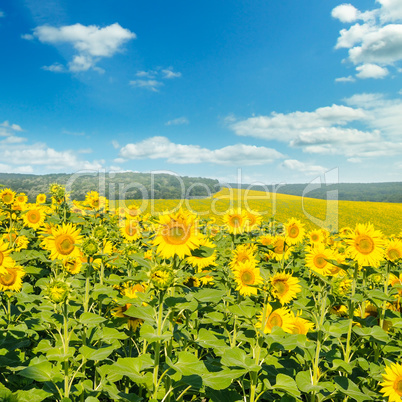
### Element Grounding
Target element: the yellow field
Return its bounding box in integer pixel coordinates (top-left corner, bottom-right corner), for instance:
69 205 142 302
121 188 402 235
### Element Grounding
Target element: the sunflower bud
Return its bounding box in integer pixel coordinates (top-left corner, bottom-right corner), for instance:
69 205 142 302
82 238 99 257
93 225 107 240
150 267 174 290
47 280 69 304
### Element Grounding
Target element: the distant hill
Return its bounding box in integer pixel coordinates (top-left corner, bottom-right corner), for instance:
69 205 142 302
226 182 402 203
0 172 221 201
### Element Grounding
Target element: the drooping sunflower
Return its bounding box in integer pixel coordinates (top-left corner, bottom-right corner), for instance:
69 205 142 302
229 244 257 270
0 239 15 274
290 313 315 335
36 193 47 204
385 239 402 263
120 219 142 242
257 304 294 334
63 257 83 275
284 218 305 245
233 262 263 297
305 245 335 276
222 208 249 235
270 236 292 261
0 265 25 292
153 210 201 259
22 205 46 230
379 362 402 402
0 188 16 205
270 271 301 304
346 223 385 267
45 223 82 261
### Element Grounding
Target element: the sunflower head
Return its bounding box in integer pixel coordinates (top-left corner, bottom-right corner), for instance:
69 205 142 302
46 280 70 303
0 265 25 292
36 193 47 204
82 238 99 257
385 239 402 262
379 362 402 401
93 225 108 240
150 268 174 290
257 304 294 334
222 208 248 235
270 271 301 304
0 188 16 205
284 218 305 245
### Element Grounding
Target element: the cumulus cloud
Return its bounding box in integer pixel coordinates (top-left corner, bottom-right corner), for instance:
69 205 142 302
42 62 65 73
129 79 163 92
130 67 181 91
165 117 189 126
27 23 135 72
332 1 402 79
119 136 283 166
162 68 182 79
282 159 326 175
335 75 356 82
230 93 402 159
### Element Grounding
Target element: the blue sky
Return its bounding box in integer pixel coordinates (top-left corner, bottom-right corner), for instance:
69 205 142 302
1 0 402 185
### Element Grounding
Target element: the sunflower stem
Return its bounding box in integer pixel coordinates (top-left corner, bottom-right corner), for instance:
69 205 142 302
63 299 70 399
379 261 390 330
83 261 92 313
153 291 164 399
344 262 358 363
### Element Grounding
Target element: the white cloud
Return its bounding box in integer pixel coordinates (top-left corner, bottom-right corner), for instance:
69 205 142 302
112 140 120 149
282 159 326 175
332 4 359 23
165 117 189 126
119 136 284 166
162 68 182 79
136 70 156 78
333 1 402 79
42 62 65 73
129 79 163 92
356 63 389 78
335 75 356 82
28 23 136 72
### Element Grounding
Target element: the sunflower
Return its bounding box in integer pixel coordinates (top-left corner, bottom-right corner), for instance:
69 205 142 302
229 244 257 270
305 245 335 276
269 236 292 261
290 313 314 335
36 193 47 204
120 219 142 242
346 223 385 267
329 305 348 317
270 271 301 304
307 230 325 247
112 304 144 331
153 210 201 259
0 188 16 205
245 211 262 231
22 206 46 230
257 304 294 334
186 252 217 269
0 239 15 274
0 265 25 292
125 203 141 219
284 218 305 245
233 262 263 296
63 257 83 274
379 362 402 402
389 273 402 297
45 223 82 261
385 239 402 263
222 208 248 235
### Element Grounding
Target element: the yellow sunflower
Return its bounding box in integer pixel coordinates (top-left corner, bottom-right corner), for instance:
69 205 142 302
229 244 257 270
45 223 82 261
290 313 315 335
153 210 201 259
389 273 402 297
63 257 83 274
305 245 335 276
0 188 16 205
284 218 305 245
22 205 46 230
385 239 402 263
379 362 402 402
330 305 348 317
0 239 15 274
245 211 262 231
125 203 141 219
269 236 292 261
346 223 385 267
36 193 47 204
233 262 263 296
120 219 142 242
257 304 294 334
222 208 249 235
270 271 301 304
307 229 325 247
0 265 25 292
15 193 28 204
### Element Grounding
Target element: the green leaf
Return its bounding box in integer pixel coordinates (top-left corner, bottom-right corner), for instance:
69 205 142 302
80 345 115 361
140 324 172 342
220 347 260 372
272 374 301 398
196 328 228 349
193 288 226 303
331 359 353 375
124 304 155 323
168 351 207 376
79 312 106 327
19 361 63 382
15 388 53 402
203 369 246 390
333 376 372 401
353 326 389 343
295 371 323 393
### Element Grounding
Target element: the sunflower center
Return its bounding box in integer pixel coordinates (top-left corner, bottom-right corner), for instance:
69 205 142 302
274 240 284 254
163 224 190 245
289 225 299 238
388 248 401 261
238 254 250 263
311 234 319 242
268 313 282 328
394 377 402 395
292 323 303 334
273 279 289 296
355 235 374 255
55 235 75 255
27 210 41 223
0 269 17 286
240 270 255 285
126 223 138 237
313 254 327 269
229 216 242 228
2 193 13 203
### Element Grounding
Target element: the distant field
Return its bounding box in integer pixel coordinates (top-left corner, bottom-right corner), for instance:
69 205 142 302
117 188 402 235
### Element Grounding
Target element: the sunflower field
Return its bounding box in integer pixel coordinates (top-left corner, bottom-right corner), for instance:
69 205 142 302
0 184 402 402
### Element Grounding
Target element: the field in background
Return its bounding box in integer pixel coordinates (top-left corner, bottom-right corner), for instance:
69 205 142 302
116 188 402 235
